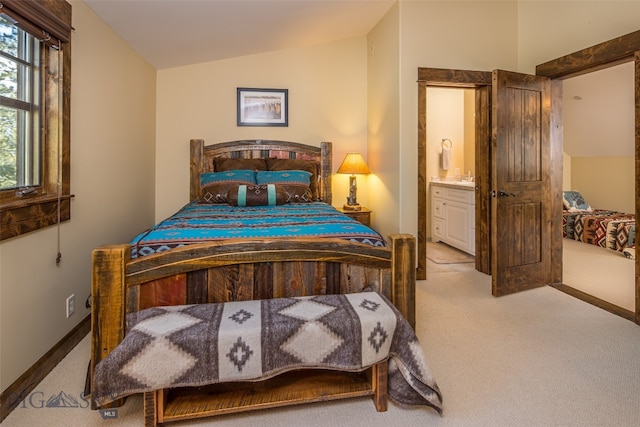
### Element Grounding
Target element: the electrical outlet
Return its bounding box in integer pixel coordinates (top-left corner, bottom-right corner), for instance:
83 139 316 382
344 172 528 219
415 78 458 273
66 294 75 318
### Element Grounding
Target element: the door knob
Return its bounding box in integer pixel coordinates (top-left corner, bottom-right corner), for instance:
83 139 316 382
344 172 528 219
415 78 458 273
498 190 516 198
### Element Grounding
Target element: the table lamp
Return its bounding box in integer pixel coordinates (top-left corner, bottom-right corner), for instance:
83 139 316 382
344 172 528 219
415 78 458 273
337 152 370 211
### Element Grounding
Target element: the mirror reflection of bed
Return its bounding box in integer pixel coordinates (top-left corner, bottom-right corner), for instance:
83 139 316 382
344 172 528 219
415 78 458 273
424 64 636 315
561 62 636 313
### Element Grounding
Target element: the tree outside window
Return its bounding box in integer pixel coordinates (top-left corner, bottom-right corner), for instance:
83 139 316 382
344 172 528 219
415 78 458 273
0 14 41 191
0 0 72 241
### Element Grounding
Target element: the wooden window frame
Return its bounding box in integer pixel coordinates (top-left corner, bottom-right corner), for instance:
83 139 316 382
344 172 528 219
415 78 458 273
0 0 72 241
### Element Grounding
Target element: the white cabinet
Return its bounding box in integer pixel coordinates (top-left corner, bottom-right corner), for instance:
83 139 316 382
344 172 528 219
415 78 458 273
431 183 475 255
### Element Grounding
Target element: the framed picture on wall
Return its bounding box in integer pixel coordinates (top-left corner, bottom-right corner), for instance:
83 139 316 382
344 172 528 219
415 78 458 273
237 88 288 127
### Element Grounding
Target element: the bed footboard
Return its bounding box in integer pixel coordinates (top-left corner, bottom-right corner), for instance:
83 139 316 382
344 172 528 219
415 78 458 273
90 234 415 409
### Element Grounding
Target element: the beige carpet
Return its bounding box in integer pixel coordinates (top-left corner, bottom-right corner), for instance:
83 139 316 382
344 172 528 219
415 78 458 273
562 238 635 311
4 260 640 426
427 241 474 264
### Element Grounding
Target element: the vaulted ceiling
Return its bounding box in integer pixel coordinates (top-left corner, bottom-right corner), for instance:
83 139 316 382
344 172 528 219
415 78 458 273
84 1 633 159
83 0 395 70
562 62 634 158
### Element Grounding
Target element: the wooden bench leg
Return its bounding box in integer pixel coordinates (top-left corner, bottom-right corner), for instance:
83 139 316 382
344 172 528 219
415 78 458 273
371 361 388 412
144 391 163 427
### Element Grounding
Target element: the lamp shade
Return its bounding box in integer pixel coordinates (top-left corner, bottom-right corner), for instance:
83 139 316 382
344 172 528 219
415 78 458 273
337 153 371 175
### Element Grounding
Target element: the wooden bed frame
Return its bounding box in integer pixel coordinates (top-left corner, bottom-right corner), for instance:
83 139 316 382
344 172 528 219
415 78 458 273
90 139 416 425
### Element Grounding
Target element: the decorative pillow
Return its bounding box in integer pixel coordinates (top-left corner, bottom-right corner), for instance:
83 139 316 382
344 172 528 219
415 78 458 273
213 157 267 172
200 170 256 204
227 184 287 206
256 170 314 203
562 190 592 211
266 158 320 200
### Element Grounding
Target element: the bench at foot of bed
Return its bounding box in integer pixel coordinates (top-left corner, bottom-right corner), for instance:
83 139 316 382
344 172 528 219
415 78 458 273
144 363 388 426
92 293 442 424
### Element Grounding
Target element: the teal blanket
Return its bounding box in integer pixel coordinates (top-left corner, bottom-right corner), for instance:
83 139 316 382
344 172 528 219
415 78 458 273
131 202 386 258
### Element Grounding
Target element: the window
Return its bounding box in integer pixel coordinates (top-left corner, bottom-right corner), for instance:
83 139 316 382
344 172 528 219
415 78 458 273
0 0 72 241
0 14 41 191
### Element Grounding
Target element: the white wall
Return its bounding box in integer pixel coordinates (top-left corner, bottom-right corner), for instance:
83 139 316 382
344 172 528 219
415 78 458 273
571 157 635 214
0 1 156 390
517 1 640 74
425 88 466 240
397 0 519 238
367 2 400 238
562 61 635 216
155 38 369 221
516 0 640 221
563 151 572 190
463 89 475 176
427 88 466 182
563 63 634 159
384 0 640 242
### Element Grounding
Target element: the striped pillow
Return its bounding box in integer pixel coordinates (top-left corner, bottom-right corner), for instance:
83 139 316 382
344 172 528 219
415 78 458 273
200 170 256 203
227 184 286 206
256 170 313 203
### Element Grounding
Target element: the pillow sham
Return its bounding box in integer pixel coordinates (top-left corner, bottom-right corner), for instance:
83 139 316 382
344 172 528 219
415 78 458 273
227 184 287 206
562 190 592 211
256 170 311 185
266 158 320 200
256 170 314 203
213 157 268 172
200 170 256 204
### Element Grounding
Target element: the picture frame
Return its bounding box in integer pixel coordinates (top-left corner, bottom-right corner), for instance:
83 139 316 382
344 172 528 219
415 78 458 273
237 87 288 127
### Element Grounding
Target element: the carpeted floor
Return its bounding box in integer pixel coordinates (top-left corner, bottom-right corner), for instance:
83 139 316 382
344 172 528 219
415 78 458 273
563 238 635 311
427 241 475 264
4 260 640 426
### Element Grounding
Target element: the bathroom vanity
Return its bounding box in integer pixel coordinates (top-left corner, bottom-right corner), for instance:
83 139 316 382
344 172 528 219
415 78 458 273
431 181 476 255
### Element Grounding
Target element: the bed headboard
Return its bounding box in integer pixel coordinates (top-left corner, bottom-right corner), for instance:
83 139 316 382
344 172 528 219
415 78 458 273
189 139 333 204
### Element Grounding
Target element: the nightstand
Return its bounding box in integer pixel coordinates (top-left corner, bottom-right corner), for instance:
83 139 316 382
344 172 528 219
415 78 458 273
336 207 372 227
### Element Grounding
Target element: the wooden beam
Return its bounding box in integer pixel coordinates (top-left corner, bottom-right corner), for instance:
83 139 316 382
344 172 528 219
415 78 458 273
536 29 640 79
418 68 492 86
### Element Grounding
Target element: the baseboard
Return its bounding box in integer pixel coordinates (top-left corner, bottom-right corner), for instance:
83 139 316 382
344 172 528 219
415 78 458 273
551 283 635 322
0 314 90 422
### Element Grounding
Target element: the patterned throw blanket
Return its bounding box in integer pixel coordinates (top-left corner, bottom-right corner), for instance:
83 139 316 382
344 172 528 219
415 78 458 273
93 292 442 414
562 209 635 259
130 202 387 258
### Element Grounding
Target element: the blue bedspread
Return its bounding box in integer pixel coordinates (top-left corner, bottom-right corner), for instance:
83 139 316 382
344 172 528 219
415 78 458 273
131 202 386 258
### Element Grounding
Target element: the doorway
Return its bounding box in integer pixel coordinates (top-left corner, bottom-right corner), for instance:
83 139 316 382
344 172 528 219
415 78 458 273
418 69 556 297
560 63 635 314
536 31 640 324
418 31 640 325
425 86 476 266
416 69 492 281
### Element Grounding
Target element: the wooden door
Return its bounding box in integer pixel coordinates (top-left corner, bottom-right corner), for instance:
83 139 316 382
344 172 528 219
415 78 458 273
474 85 492 274
491 70 552 296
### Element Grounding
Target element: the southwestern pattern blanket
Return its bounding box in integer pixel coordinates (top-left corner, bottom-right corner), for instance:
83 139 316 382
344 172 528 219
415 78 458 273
130 202 387 258
562 209 635 259
92 292 443 414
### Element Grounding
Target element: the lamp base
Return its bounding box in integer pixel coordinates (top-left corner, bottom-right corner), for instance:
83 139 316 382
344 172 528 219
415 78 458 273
342 203 362 211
